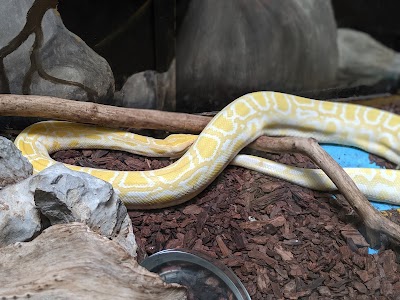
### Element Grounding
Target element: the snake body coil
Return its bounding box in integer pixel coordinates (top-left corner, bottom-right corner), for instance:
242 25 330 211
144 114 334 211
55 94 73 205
15 92 400 209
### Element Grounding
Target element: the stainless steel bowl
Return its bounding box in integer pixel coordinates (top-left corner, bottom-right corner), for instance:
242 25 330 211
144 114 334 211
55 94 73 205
140 249 251 300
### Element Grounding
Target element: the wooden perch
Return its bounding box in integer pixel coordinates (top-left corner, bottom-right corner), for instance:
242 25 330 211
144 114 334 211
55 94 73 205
1 94 400 246
0 94 209 133
0 223 187 299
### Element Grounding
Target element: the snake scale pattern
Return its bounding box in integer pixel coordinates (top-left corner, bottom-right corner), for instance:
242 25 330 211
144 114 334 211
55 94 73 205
15 92 400 209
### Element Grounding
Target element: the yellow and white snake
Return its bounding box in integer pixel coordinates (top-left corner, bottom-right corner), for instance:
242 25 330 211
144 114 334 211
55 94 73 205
15 92 400 209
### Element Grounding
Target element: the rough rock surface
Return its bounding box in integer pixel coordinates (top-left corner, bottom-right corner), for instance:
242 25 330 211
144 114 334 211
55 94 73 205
115 59 176 111
337 28 400 87
33 164 136 256
0 136 32 187
0 178 41 247
0 223 187 300
0 0 114 103
176 0 338 111
0 163 136 256
114 70 158 109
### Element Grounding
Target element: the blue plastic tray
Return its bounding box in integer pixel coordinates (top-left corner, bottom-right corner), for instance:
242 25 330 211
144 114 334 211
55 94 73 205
321 144 400 254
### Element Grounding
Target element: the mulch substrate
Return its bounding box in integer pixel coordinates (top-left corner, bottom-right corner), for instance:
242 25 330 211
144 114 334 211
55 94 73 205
52 145 400 299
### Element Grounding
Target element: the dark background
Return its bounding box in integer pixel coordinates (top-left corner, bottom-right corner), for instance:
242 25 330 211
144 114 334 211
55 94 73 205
58 0 400 91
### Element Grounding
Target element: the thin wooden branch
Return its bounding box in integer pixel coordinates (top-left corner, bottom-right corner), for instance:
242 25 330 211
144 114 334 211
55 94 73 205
279 137 400 246
0 94 210 133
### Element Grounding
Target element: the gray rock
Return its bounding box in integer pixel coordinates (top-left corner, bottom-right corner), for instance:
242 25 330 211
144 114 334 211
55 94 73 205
337 28 400 87
0 136 32 187
32 164 136 256
176 0 338 111
115 70 158 109
0 163 136 256
113 215 137 258
0 178 41 247
115 59 176 111
0 0 114 103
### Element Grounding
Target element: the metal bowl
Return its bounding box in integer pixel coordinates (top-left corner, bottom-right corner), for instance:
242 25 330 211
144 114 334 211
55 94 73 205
140 249 251 300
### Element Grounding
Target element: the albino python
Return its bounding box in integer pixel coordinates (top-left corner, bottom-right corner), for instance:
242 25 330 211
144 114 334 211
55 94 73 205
15 91 400 209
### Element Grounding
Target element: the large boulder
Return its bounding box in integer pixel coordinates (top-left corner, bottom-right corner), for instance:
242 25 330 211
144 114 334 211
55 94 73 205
0 0 114 103
176 0 338 111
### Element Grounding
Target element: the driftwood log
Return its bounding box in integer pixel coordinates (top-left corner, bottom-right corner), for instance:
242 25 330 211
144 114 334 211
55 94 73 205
0 95 399 247
0 223 187 299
